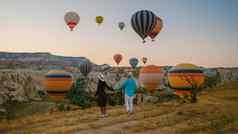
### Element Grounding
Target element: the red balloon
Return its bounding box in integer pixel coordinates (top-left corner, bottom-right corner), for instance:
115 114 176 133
64 12 80 31
113 54 123 65
148 17 163 41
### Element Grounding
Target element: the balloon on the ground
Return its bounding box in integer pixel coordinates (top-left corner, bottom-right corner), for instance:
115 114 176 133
44 70 73 102
118 22 125 30
148 17 163 41
129 58 139 68
139 65 164 92
142 57 148 64
64 12 80 31
131 10 157 43
113 54 123 65
167 63 205 95
203 68 220 88
80 61 92 76
96 16 104 25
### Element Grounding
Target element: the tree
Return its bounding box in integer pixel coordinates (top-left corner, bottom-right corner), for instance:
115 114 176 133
67 76 95 108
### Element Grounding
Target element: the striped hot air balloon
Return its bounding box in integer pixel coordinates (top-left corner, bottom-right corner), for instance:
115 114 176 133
79 61 92 76
139 65 164 92
168 63 205 95
44 70 73 102
131 10 157 43
64 11 80 31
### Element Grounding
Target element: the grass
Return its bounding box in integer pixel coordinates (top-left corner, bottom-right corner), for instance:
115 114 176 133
0 81 238 134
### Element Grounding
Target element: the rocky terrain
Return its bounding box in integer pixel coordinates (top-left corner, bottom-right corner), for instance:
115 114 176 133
0 81 237 134
0 52 92 70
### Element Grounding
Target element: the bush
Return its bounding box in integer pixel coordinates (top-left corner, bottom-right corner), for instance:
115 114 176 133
67 77 95 108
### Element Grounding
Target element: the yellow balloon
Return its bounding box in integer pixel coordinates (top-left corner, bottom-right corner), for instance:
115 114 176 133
167 63 205 95
96 16 104 25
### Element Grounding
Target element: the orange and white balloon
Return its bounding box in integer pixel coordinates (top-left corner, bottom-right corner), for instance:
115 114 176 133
142 57 148 64
139 65 164 92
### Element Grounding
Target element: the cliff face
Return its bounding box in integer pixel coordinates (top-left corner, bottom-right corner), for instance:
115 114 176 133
0 71 41 105
0 52 93 70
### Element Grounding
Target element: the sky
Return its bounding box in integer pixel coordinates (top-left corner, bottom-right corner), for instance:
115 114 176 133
0 0 238 67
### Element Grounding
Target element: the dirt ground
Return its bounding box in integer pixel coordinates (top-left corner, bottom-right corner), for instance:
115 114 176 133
0 81 238 134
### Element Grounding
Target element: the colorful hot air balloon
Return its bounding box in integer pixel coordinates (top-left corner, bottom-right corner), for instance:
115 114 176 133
80 61 92 76
148 17 163 41
95 16 104 25
64 11 80 31
139 65 164 92
131 10 157 43
168 63 205 95
129 58 139 69
118 22 125 30
142 57 148 64
113 54 123 65
44 70 73 102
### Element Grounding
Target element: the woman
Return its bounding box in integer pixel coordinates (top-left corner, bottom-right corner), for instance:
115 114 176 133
95 73 114 118
122 72 138 114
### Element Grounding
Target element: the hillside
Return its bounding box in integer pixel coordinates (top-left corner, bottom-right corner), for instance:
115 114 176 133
0 52 92 70
0 81 237 134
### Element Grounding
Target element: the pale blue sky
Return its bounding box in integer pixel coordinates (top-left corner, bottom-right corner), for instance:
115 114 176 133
0 0 237 67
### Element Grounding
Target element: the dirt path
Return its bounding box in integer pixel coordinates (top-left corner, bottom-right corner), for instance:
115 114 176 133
1 81 238 134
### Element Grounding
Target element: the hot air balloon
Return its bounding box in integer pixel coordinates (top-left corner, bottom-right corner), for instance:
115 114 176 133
129 58 139 69
80 61 92 76
167 63 205 95
142 57 148 64
44 70 73 102
139 65 164 92
113 54 123 65
131 10 157 43
118 22 125 30
203 68 219 88
64 11 80 31
148 17 163 41
95 16 104 25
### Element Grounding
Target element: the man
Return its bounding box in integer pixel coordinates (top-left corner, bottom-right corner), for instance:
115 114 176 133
122 72 138 114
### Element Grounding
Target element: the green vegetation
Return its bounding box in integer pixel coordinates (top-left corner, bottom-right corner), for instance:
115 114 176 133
67 77 95 108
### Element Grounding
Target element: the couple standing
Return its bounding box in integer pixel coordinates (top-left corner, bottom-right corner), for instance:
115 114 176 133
95 72 138 118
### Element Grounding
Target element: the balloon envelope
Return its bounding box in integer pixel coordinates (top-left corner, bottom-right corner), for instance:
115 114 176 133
139 65 164 92
131 10 157 42
44 70 73 102
96 16 104 25
168 63 205 95
142 57 148 64
129 58 139 68
64 12 80 31
118 22 125 30
113 54 123 65
148 17 163 40
80 61 92 76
